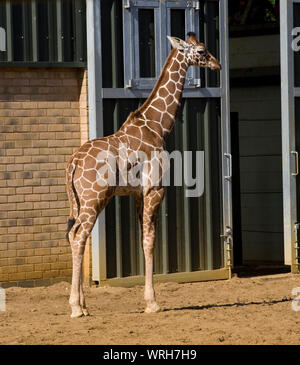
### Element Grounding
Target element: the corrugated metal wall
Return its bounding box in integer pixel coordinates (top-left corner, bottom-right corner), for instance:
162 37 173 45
102 98 223 278
0 0 86 65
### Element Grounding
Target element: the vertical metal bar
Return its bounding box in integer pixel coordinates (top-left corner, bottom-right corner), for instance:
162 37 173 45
113 102 123 278
115 196 123 277
22 2 28 61
154 7 161 78
47 0 55 62
219 0 232 273
192 3 200 85
160 0 168 68
182 101 192 272
56 0 62 62
31 0 38 62
129 196 137 275
185 7 194 86
175 109 184 272
87 0 107 282
111 0 119 88
193 1 200 36
74 0 85 62
186 6 200 87
204 100 213 270
197 103 205 270
280 0 297 267
161 190 169 274
123 0 133 87
0 2 6 60
5 0 12 61
132 6 140 80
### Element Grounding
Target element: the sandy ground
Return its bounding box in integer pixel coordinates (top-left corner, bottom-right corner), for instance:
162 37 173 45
1 273 300 345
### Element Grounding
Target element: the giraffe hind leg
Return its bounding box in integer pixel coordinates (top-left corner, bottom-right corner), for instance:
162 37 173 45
68 212 96 318
68 193 112 318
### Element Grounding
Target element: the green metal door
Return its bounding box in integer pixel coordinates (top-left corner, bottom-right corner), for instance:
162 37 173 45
87 0 232 286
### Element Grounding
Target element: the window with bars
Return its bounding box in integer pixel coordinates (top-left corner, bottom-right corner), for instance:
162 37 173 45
122 0 219 90
0 0 86 66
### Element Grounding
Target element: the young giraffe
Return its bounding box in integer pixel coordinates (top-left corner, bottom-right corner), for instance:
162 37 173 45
66 32 221 318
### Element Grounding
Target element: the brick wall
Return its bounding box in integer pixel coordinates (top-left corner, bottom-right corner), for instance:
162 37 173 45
0 67 90 287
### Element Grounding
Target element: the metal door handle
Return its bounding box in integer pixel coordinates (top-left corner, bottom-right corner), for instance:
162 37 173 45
291 151 299 176
224 153 232 180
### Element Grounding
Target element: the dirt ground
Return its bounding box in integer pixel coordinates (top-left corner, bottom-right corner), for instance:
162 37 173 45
1 272 300 345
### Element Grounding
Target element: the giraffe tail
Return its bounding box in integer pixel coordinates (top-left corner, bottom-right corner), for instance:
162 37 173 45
66 156 80 242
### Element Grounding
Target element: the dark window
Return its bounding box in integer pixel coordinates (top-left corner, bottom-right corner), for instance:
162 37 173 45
138 9 155 78
170 9 185 39
62 0 75 62
37 1 49 62
12 2 23 61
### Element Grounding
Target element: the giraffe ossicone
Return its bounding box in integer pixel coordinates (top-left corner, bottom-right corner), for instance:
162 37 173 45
66 33 221 318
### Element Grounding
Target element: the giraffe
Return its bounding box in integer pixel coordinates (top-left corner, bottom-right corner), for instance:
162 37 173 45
66 32 221 318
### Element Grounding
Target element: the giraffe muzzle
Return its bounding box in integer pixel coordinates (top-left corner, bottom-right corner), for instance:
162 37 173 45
208 54 222 70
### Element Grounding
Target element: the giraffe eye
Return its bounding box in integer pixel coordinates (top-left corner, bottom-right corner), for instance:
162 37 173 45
197 50 205 56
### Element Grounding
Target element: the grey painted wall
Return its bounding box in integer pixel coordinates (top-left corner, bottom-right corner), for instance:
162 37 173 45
229 33 284 264
230 86 283 263
230 35 280 70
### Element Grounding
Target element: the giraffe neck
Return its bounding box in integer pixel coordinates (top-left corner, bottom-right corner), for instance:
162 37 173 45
137 48 188 140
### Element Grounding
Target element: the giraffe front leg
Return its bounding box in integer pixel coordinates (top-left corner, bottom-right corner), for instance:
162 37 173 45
142 188 164 313
143 243 161 313
80 274 89 316
69 244 84 318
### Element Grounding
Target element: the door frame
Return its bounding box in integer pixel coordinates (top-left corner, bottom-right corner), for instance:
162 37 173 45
280 0 300 273
86 0 233 285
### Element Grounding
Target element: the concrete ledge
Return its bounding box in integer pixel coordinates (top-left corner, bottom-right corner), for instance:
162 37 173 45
0 277 72 289
98 268 230 288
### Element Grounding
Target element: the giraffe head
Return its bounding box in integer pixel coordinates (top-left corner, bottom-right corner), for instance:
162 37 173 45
167 32 221 70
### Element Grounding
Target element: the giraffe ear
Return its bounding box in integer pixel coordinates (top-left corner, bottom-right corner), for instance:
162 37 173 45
167 36 189 52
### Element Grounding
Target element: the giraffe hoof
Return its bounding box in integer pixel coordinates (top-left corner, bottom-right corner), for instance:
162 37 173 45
82 308 90 316
145 303 161 313
70 305 84 318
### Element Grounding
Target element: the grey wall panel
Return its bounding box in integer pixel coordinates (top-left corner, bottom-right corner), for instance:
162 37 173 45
239 120 281 137
241 193 283 231
242 231 284 263
239 136 281 157
230 85 283 263
230 100 281 121
240 155 282 193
